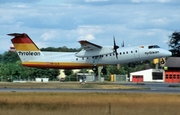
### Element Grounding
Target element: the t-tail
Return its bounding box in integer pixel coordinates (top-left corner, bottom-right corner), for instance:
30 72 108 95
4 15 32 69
8 33 44 62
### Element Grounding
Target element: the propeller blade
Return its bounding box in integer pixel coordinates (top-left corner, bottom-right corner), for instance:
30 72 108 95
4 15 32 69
113 36 119 59
113 36 119 50
116 52 118 59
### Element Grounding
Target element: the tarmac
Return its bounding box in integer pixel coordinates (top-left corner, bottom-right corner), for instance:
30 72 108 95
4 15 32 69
0 82 179 94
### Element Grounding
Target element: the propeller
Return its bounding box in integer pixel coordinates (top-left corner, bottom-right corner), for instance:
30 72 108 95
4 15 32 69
113 36 119 59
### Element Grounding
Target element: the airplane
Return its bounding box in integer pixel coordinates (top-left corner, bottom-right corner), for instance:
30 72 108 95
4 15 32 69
8 33 171 73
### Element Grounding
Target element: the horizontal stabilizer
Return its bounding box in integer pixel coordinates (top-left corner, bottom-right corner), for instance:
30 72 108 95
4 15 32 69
7 33 25 37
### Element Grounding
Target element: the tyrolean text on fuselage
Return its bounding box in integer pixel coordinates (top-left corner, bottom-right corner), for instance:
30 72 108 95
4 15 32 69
17 51 40 56
145 51 159 55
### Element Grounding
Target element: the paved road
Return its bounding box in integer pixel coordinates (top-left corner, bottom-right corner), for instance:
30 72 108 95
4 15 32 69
0 82 180 94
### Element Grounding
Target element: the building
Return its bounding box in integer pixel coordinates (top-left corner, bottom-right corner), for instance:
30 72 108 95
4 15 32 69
130 69 164 82
164 57 180 83
35 78 49 82
76 73 95 82
9 46 16 52
110 74 128 82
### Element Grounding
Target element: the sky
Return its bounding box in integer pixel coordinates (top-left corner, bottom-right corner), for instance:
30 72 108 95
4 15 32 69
0 0 180 53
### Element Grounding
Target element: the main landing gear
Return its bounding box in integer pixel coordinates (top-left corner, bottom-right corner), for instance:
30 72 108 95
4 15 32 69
92 66 107 74
101 67 107 74
91 36 119 74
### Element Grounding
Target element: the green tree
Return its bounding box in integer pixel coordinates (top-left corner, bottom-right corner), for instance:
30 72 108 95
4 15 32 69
107 65 119 74
0 63 18 81
41 47 58 52
48 69 59 80
29 68 59 80
2 51 20 63
78 69 89 73
64 69 73 76
41 46 80 52
20 67 35 80
0 54 3 63
168 31 180 57
107 65 126 74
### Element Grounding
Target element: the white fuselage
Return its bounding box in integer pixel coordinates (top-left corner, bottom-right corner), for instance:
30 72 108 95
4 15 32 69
25 44 171 69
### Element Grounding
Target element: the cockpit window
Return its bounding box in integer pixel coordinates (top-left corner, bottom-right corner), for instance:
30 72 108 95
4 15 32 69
148 45 160 49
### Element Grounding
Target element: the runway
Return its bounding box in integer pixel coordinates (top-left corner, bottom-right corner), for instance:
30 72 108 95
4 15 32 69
0 82 180 94
0 88 180 93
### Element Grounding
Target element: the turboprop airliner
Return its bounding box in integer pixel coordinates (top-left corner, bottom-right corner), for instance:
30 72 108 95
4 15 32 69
8 33 171 72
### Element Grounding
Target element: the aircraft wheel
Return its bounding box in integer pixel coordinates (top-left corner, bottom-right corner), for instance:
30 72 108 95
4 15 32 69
92 66 97 72
101 68 107 74
160 58 165 64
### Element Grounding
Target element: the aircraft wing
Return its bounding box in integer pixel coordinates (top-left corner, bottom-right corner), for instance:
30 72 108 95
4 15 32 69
76 40 113 57
79 40 102 51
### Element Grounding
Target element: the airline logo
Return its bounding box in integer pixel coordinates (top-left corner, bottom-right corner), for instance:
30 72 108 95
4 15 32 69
17 51 41 56
145 51 159 55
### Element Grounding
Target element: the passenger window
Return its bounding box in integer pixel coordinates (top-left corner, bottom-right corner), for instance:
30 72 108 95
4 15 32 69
148 46 154 49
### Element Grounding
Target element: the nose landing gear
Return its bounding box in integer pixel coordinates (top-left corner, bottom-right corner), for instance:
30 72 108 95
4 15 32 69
92 66 98 72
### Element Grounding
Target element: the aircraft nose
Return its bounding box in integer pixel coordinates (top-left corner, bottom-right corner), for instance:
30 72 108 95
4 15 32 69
166 51 172 57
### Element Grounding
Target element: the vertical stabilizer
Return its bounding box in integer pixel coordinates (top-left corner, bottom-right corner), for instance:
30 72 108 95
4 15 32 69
8 33 44 62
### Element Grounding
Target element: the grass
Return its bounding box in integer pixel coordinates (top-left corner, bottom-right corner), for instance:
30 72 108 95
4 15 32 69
0 82 145 89
0 92 180 115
